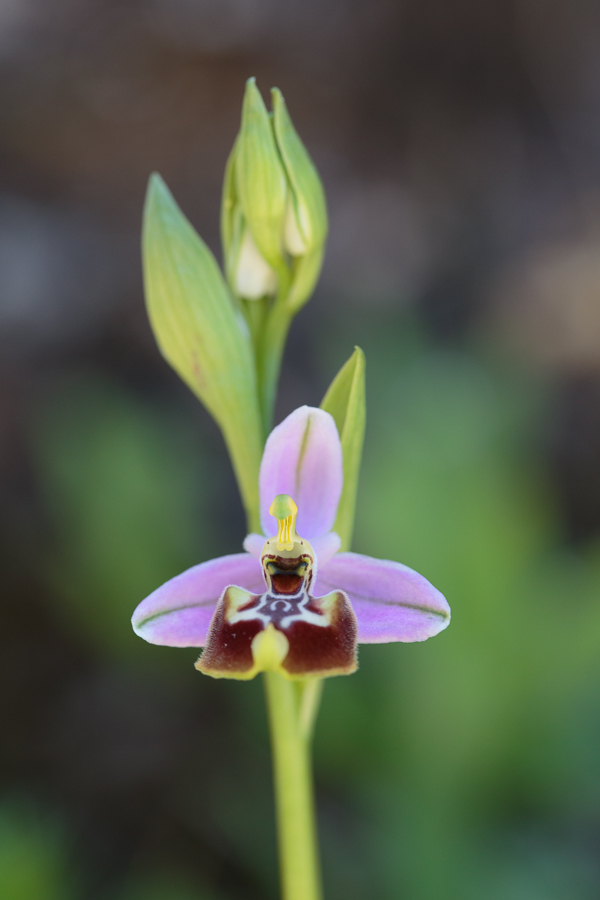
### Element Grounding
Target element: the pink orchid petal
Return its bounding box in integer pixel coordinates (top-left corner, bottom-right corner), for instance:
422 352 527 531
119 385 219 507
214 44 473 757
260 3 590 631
315 552 450 643
243 533 264 559
259 406 343 540
131 553 264 647
311 532 342 566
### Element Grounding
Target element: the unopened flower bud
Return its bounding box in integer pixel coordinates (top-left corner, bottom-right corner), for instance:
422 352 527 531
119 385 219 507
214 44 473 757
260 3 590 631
221 79 328 310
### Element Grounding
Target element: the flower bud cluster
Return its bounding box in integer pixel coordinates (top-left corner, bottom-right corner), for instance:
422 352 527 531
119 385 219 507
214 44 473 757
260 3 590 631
222 79 328 308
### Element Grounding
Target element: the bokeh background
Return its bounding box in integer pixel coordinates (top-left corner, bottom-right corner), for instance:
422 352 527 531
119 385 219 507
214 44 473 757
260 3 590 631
2 1 600 898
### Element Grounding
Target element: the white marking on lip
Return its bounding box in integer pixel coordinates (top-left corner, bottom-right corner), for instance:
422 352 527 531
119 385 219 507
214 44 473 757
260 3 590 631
229 589 327 630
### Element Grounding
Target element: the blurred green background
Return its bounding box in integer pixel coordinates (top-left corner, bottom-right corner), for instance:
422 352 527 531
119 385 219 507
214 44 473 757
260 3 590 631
2 2 600 898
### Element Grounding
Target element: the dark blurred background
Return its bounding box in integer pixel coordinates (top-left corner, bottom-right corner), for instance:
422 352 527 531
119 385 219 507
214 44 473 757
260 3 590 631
2 1 600 898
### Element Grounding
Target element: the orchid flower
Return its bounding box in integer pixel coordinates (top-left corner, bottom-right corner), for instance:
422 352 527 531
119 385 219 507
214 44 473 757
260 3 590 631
132 406 450 679
139 81 451 900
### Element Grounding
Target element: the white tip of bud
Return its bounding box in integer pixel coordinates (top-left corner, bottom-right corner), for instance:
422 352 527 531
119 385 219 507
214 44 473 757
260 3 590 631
283 197 308 256
235 228 278 300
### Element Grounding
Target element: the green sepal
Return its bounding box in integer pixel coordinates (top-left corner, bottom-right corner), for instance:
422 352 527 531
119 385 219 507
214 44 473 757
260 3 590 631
320 347 366 550
235 78 287 272
220 135 243 290
272 87 328 253
143 173 263 531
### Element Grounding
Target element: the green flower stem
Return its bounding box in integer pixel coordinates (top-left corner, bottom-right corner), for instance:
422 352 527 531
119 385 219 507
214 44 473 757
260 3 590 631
298 677 324 741
242 296 269 351
256 299 293 436
264 672 323 900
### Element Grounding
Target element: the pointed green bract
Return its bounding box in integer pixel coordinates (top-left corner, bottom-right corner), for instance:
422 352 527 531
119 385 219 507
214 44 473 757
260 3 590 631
143 173 263 531
320 347 366 550
220 136 243 290
235 78 287 274
272 87 328 253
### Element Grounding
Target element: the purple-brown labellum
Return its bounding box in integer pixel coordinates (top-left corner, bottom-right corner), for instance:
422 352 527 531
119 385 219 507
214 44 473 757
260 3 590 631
197 547 358 680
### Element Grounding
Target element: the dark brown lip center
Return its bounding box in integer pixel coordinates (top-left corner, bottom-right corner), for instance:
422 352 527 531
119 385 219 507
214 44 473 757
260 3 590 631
271 573 304 594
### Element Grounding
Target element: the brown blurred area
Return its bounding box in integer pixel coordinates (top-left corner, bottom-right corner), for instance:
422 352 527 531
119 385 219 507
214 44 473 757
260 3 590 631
2 2 600 899
3 0 600 486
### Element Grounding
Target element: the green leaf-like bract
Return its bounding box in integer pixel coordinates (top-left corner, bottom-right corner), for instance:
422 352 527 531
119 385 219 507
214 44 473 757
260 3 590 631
143 173 263 531
321 347 366 550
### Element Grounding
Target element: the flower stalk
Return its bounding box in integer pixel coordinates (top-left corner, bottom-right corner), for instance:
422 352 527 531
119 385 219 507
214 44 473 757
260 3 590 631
264 672 323 900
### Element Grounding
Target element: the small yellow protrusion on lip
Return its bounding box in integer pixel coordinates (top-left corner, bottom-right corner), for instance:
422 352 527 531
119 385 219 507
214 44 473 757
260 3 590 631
269 494 299 551
251 624 289 672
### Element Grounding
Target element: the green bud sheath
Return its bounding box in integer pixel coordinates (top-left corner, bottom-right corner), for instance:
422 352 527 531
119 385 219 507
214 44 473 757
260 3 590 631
143 173 263 532
235 78 288 274
272 87 328 254
320 347 366 550
221 136 243 289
